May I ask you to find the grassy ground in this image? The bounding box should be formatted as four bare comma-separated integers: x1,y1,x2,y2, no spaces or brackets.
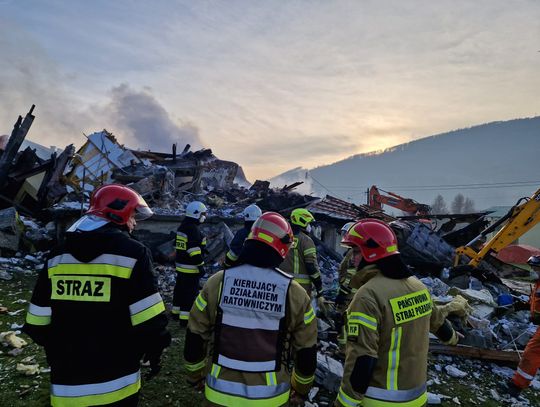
2,272,540,406
0,273,203,407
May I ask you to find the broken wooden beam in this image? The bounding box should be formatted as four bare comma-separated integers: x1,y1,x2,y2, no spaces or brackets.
429,343,522,365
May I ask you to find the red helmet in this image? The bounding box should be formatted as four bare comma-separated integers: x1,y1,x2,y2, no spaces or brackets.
247,212,293,259
341,218,399,262
87,184,153,225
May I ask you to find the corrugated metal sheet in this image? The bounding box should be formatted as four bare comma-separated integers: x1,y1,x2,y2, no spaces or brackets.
308,195,390,221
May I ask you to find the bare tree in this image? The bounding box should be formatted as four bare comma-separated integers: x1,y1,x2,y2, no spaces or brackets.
451,193,465,214
431,194,448,214
463,197,476,213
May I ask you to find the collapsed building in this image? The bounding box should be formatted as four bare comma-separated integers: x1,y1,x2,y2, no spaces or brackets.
1,105,540,401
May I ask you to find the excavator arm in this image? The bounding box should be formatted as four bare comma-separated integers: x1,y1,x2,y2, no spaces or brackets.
454,187,540,267
369,185,431,215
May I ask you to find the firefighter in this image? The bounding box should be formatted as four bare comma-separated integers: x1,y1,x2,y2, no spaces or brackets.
223,204,262,268
280,208,326,311
501,255,540,396
183,212,318,406
173,200,207,325
335,219,460,407
23,184,170,407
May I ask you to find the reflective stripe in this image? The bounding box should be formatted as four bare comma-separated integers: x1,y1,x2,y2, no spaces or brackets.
386,245,397,253
28,303,52,316
185,359,206,372
257,218,291,239
26,313,51,326
293,245,300,275
349,312,378,331
210,364,221,378
364,390,427,407
365,383,426,402
48,254,136,279
265,372,277,386
202,237,207,246
217,355,276,371
386,327,402,390
311,272,320,280
188,247,202,257
129,293,165,326
293,370,314,385
304,307,315,324
304,247,316,256
206,375,290,403
337,386,362,407
51,371,140,407
176,263,200,273
179,311,190,320
195,293,207,312
226,250,239,262
171,306,180,314
517,367,535,381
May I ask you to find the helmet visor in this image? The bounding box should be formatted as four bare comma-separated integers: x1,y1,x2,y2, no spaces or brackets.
135,205,154,221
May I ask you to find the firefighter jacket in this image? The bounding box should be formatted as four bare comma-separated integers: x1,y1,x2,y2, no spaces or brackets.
530,280,540,324
279,230,323,296
176,217,207,274
23,225,168,407
337,249,362,308
184,264,318,406
224,224,250,268
336,266,456,407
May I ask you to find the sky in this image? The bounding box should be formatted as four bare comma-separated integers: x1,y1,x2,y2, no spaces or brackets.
1,0,539,180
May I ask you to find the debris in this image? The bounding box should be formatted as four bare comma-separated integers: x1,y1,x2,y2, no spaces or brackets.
16,363,40,376
445,365,468,378
490,389,501,401
315,352,344,393
0,331,28,348
0,306,8,313
430,344,521,365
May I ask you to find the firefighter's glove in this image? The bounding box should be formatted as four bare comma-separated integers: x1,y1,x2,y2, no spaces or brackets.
317,295,329,318
143,330,171,378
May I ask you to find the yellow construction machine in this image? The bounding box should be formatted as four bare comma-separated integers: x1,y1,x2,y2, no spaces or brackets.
454,187,540,268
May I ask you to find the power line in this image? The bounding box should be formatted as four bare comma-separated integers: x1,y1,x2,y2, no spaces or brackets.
319,180,540,192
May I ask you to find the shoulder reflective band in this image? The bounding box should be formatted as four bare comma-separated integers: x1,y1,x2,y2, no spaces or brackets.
348,312,377,331
129,292,165,326
304,247,316,256
188,247,202,257
205,376,290,407
50,371,141,407
386,327,402,391
185,359,206,372
337,386,362,407
48,253,136,279
304,307,315,324
195,293,207,312
364,383,427,406
293,370,314,385
175,263,200,273
51,276,111,302
176,233,187,250
389,289,432,325
26,303,52,326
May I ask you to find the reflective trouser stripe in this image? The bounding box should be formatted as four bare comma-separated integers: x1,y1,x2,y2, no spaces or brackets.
205,376,290,407
26,303,52,326
171,306,180,314
176,264,199,273
363,391,427,407
292,370,314,385
516,367,535,380
195,293,207,312
365,384,427,402
129,293,165,326
50,371,141,407
336,387,362,407
386,327,402,390
179,311,190,320
185,360,206,372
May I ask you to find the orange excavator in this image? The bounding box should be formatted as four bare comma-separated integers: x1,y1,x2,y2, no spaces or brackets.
368,185,431,216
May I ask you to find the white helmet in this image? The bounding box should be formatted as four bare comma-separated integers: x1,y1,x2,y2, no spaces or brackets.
341,221,355,236
243,204,262,222
186,201,207,220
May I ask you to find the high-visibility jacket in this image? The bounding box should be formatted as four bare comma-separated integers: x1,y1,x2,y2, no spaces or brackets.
279,231,322,295
175,218,206,274
336,266,455,407
224,225,250,268
338,249,363,305
23,225,168,407
184,264,318,406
